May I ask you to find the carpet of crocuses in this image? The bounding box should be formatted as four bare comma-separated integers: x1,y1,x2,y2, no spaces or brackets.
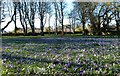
1,36,120,75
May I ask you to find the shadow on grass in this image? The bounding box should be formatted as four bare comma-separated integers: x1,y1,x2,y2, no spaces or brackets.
2,52,83,68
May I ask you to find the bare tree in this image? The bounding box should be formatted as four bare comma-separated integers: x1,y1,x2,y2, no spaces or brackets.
47,4,53,34
18,1,37,35
57,1,66,36
29,1,36,35
113,2,120,35
60,2,64,35
18,1,37,36
53,2,58,35
74,2,88,35
37,1,50,36
100,3,115,34
18,1,30,35
87,2,117,35
13,2,17,35
1,1,18,35
68,9,76,33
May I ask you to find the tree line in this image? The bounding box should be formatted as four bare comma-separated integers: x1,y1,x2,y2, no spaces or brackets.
0,0,120,36
69,2,120,35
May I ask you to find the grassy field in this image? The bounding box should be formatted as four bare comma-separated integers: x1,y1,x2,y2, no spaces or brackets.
1,35,120,75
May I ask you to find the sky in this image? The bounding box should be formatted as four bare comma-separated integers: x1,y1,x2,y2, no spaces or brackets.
1,0,117,32
1,0,74,32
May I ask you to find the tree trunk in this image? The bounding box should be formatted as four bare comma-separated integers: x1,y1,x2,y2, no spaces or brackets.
31,26,35,36
60,2,64,36
24,22,27,35
18,2,26,35
116,20,119,35
31,15,35,36
14,3,17,35
40,18,44,36
97,24,101,35
0,1,1,34
54,3,58,35
48,17,50,34
1,13,15,32
31,16,35,36
25,25,27,35
116,10,120,35
82,20,85,35
73,18,75,34
55,13,58,35
29,2,35,36
19,12,26,35
92,23,97,35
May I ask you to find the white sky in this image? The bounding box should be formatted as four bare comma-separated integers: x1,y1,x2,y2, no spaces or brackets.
1,0,74,32
1,0,116,32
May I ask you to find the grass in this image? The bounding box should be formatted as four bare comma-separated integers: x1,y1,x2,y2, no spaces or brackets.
2,34,119,39
1,35,120,75
0,60,2,76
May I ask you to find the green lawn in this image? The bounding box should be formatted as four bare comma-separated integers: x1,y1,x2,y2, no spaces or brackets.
1,35,120,75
